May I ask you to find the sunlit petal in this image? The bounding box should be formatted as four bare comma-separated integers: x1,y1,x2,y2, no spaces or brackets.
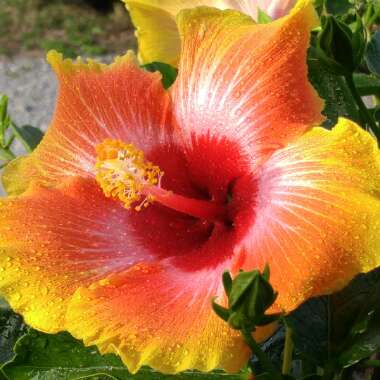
124,0,297,65
172,1,323,167
235,118,380,311
2,51,172,196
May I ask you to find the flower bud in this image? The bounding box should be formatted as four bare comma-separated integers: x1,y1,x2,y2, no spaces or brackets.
212,266,281,332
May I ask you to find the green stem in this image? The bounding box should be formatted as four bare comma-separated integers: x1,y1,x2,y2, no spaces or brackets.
362,359,380,368
364,4,372,23
345,74,380,140
241,328,282,380
282,326,294,375
0,147,16,161
367,6,380,29
4,134,15,149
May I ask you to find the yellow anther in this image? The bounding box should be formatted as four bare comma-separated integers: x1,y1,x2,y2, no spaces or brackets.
95,139,163,210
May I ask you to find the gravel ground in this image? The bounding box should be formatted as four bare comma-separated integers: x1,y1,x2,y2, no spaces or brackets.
0,55,117,194
0,57,58,194
0,57,57,133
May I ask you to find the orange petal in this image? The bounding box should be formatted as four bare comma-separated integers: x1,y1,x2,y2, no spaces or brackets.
124,0,297,66
171,2,323,168
234,118,380,311
124,1,243,66
66,262,276,373
3,51,172,196
0,178,156,332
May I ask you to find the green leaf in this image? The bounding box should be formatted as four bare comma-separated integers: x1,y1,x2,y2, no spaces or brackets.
0,148,16,162
1,328,246,380
141,62,178,89
212,298,230,322
0,301,27,367
331,268,380,368
222,271,232,297
308,48,360,127
317,16,355,74
10,124,44,153
229,271,258,309
0,95,8,125
312,0,324,16
285,297,328,367
352,16,367,69
331,268,380,349
286,268,380,373
353,73,380,96
365,30,380,76
257,9,272,24
325,0,352,15
262,265,270,282
0,95,10,146
374,0,380,13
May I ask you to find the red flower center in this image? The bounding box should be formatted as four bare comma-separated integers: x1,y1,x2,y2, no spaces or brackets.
95,136,257,270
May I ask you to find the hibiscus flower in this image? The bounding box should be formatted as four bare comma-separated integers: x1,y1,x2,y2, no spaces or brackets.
1,0,379,375
124,0,296,65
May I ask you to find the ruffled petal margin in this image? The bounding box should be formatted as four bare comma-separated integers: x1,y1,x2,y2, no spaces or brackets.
2,50,172,196
0,178,155,332
235,118,380,311
0,177,276,373
171,0,324,168
66,262,276,374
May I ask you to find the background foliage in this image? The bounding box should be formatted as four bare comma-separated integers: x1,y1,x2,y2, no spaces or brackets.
0,0,135,57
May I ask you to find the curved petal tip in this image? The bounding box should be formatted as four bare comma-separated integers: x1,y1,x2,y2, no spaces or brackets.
46,49,138,75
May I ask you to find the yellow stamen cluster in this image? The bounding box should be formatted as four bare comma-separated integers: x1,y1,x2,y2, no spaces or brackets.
95,139,162,210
